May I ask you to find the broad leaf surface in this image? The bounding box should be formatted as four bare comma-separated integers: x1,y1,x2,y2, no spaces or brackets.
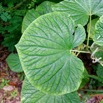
93,16,103,46
21,78,80,103
16,12,85,95
6,53,23,73
52,0,103,25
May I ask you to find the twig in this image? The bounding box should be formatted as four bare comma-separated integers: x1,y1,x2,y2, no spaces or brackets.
7,0,27,11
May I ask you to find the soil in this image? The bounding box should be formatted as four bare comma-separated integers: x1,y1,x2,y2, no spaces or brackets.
0,45,22,103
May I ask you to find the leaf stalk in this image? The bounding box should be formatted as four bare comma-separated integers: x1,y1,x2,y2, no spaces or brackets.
71,50,90,54
87,15,92,48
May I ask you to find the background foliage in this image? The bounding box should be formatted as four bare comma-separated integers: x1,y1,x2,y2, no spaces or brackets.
0,0,61,51
1,0,103,103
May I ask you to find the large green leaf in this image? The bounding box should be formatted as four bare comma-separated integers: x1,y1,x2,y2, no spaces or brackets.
52,0,103,25
93,16,103,46
16,12,85,95
22,78,80,103
6,53,23,73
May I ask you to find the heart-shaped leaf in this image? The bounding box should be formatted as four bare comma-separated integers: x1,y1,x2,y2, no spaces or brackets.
16,12,85,95
93,16,103,46
52,0,103,25
21,78,80,103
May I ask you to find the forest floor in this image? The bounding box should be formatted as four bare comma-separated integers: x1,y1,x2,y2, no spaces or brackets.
0,45,22,103
0,45,103,103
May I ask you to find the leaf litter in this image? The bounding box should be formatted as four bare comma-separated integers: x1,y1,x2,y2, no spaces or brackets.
0,45,22,103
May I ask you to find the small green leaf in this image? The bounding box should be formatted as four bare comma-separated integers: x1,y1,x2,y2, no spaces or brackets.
73,24,86,48
80,68,89,88
6,53,23,73
87,18,98,38
21,78,80,103
93,16,103,46
95,50,103,62
52,0,103,25
36,1,55,15
16,12,85,95
96,64,103,79
22,9,40,33
0,12,11,22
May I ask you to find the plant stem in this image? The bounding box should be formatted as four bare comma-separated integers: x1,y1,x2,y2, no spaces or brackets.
90,42,95,49
81,89,103,93
71,50,90,54
88,74,103,82
87,15,92,48
7,0,27,11
13,0,27,9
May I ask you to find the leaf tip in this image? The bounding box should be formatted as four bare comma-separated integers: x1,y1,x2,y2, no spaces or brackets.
15,44,19,49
